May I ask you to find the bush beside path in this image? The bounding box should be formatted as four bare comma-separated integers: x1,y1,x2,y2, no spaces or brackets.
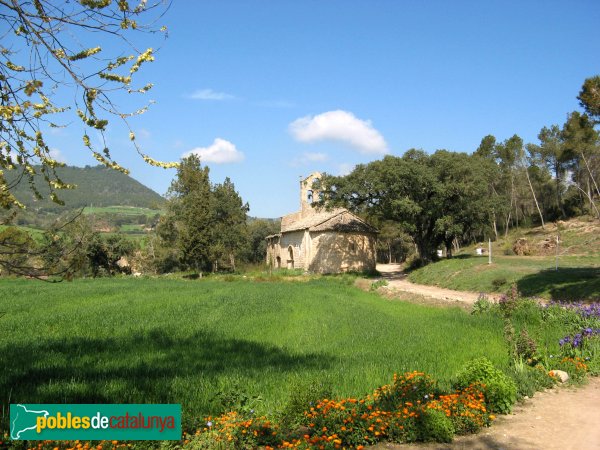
376,376,600,450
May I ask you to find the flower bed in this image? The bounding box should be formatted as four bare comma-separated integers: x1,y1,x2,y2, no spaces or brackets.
185,372,492,449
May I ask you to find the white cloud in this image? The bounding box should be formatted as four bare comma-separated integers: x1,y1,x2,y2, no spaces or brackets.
48,148,67,164
289,110,388,154
183,138,244,164
337,163,354,176
190,88,236,101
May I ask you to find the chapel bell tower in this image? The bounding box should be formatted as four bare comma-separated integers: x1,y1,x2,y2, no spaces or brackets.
300,172,322,217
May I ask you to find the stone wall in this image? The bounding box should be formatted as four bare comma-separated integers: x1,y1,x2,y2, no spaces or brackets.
279,230,305,269
266,231,309,269
265,237,280,268
307,231,376,273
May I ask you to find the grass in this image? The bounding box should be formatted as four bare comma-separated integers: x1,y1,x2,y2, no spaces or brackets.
119,224,146,233
83,206,163,217
408,255,600,301
0,277,513,431
462,217,600,257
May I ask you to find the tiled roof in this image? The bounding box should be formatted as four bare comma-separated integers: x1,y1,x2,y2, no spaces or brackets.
281,208,377,234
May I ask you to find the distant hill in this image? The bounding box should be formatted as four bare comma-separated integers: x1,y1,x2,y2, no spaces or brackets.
5,165,165,212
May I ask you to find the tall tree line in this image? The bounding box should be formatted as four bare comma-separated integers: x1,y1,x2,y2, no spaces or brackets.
318,76,600,263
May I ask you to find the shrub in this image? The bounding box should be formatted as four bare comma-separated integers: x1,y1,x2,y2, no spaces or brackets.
372,371,440,411
453,357,517,414
491,277,507,290
515,328,538,362
188,411,279,450
278,380,332,433
472,293,493,315
555,356,588,382
418,408,455,443
511,298,543,326
222,274,237,282
370,279,388,291
530,364,558,390
508,363,556,400
405,254,425,271
507,364,535,399
210,384,263,416
502,243,515,256
424,383,490,435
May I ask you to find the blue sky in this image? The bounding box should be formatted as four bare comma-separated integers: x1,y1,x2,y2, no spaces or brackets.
44,0,600,218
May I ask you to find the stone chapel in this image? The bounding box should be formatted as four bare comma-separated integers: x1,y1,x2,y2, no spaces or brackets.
265,172,377,273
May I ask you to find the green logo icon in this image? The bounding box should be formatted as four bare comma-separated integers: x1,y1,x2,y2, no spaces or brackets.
10,404,181,440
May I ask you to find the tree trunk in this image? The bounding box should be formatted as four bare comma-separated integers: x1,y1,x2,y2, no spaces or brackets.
416,238,435,263
572,182,600,219
505,209,512,239
492,213,498,240
524,165,545,228
554,160,565,218
581,151,600,198
511,171,519,229
453,237,460,253
588,178,593,212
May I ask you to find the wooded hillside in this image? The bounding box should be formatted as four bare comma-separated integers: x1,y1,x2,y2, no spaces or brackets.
5,165,165,212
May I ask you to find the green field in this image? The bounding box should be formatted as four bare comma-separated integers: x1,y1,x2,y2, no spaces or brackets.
83,206,163,217
119,224,146,232
408,255,600,300
0,277,520,430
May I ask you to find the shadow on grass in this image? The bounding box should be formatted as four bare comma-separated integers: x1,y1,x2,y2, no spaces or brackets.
0,329,332,418
517,267,600,302
448,254,477,260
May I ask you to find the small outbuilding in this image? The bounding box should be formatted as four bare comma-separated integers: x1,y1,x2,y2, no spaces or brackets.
266,172,377,274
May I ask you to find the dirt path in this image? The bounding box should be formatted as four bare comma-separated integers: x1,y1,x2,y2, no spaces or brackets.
376,264,495,306
371,377,600,450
